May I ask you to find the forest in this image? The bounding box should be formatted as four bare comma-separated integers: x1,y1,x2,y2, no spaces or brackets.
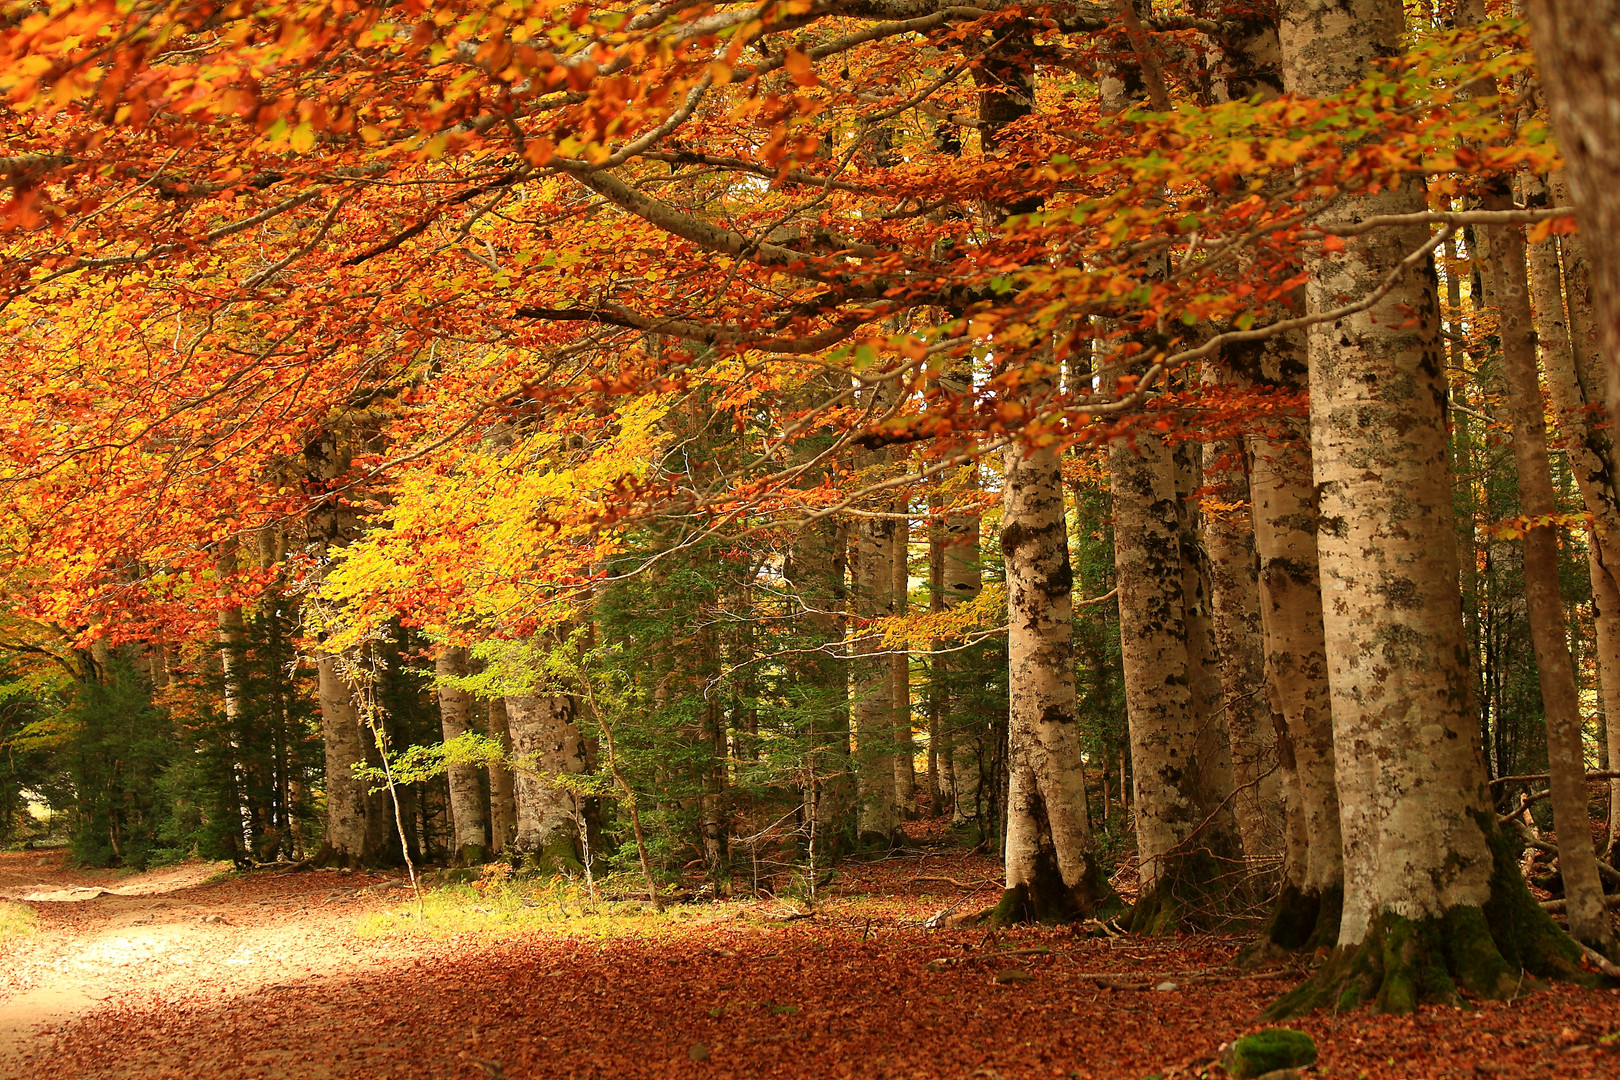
2,0,1620,1076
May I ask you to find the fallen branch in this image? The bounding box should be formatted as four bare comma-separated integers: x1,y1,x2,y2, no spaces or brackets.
1538,894,1620,913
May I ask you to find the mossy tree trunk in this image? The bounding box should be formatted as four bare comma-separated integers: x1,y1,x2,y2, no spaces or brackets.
1272,0,1594,1013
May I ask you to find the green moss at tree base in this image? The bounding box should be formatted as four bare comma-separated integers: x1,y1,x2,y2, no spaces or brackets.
1266,818,1599,1018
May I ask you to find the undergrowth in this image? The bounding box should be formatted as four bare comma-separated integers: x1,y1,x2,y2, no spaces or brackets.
0,899,38,942
355,871,732,941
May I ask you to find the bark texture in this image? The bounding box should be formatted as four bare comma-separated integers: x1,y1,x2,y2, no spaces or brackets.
506,693,588,869
1201,400,1282,863
852,513,901,845
994,413,1112,923
486,697,518,852
944,502,984,824
1524,0,1620,427
1241,340,1344,950
316,654,370,865
1110,429,1233,931
1490,210,1617,954
1273,0,1587,1013
435,646,488,864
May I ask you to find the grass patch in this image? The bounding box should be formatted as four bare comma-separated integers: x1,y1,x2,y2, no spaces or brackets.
355,876,710,942
0,900,38,943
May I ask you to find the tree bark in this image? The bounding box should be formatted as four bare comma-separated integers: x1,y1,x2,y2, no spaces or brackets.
1240,339,1345,951
435,645,489,864
506,692,587,870
1524,0,1620,426
316,654,370,865
1489,206,1618,954
853,512,901,845
1200,375,1282,864
992,394,1113,922
1110,428,1232,931
486,696,518,852
944,491,984,825
891,511,917,818
1271,0,1589,1013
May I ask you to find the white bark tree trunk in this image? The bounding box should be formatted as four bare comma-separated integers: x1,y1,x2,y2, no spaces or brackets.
1201,395,1282,864
317,654,370,865
995,407,1112,922
435,645,488,864
1271,0,1589,1013
506,693,588,869
891,517,916,818
852,515,900,844
944,504,984,824
1243,344,1345,949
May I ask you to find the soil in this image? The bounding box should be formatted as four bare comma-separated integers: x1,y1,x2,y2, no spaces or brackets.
2,846,1618,1080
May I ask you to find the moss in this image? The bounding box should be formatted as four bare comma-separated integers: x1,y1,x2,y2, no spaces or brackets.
1222,1029,1317,1078
1267,814,1600,1018
1263,882,1320,951
982,848,1118,926
1125,844,1246,935
455,843,488,867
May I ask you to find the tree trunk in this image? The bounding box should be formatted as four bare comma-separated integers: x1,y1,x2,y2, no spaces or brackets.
316,654,370,865
1530,179,1620,857
1489,206,1618,954
1271,0,1588,1013
1200,379,1282,864
1110,428,1231,931
1524,0,1620,424
486,696,518,852
944,499,984,825
1242,341,1344,951
891,511,916,819
435,645,488,865
506,693,587,870
992,403,1113,923
852,513,900,846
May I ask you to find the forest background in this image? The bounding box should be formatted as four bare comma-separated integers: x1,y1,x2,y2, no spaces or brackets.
3,0,1620,1023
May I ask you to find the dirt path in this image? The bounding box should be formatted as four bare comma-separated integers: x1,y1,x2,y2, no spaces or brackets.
0,851,419,1077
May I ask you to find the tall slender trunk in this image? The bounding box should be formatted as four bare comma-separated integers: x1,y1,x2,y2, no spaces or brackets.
891,511,916,818
1241,339,1344,950
852,513,900,845
927,501,950,817
1111,428,1232,931
1489,205,1618,954
1200,375,1281,864
486,696,518,852
1532,179,1620,855
435,645,488,864
945,487,984,825
1271,0,1587,1014
506,692,587,870
697,623,729,874
993,388,1113,923
317,654,370,864
1524,0,1620,423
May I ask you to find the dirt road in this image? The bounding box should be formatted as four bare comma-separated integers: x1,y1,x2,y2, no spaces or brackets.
0,851,418,1078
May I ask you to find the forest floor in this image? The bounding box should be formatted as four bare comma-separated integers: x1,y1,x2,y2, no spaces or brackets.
2,837,1619,1080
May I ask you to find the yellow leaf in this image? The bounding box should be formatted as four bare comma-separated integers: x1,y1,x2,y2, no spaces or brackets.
290,122,316,154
